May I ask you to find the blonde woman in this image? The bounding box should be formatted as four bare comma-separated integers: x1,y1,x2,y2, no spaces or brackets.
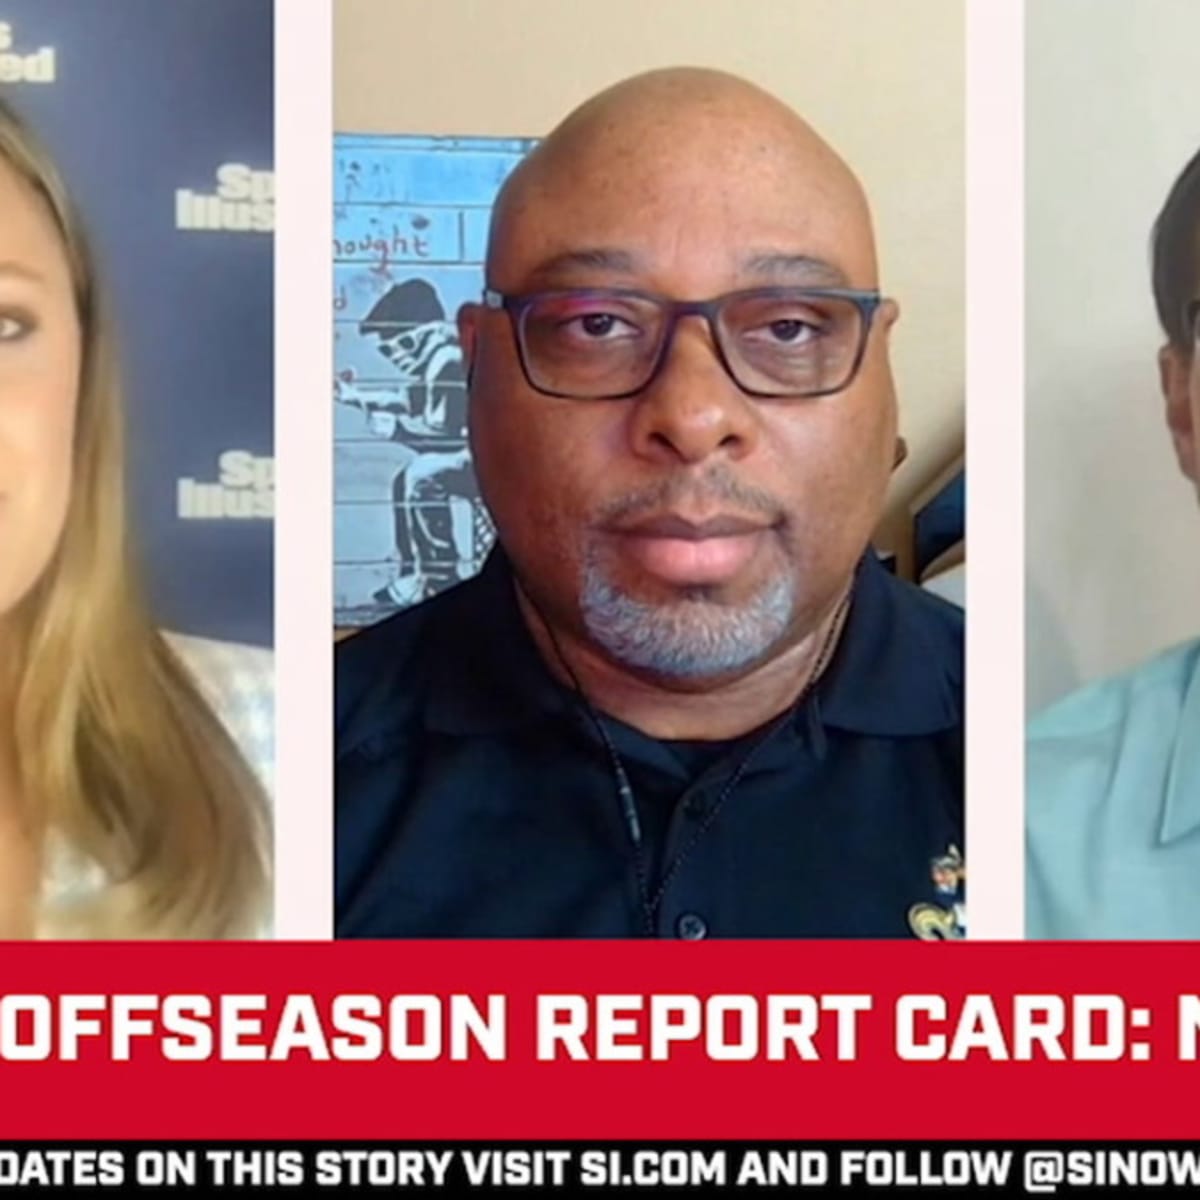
0,97,272,938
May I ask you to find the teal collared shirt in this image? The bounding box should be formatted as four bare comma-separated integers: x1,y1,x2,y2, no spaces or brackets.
1027,640,1200,938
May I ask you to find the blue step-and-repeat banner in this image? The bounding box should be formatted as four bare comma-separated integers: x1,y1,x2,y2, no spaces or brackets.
1,0,273,646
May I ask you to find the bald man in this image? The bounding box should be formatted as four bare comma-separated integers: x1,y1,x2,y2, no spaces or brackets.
335,69,964,939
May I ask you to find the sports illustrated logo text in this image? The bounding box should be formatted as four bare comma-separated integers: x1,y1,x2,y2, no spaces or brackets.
0,21,56,83
175,164,274,233
178,451,274,521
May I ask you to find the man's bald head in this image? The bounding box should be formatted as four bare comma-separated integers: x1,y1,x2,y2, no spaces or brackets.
487,67,879,290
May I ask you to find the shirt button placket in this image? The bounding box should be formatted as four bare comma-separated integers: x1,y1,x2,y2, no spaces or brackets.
679,781,712,822
675,912,708,940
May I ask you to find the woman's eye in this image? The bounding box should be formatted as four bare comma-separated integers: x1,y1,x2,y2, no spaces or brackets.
0,314,31,342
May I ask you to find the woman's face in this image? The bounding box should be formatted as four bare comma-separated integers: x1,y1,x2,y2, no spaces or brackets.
0,153,81,625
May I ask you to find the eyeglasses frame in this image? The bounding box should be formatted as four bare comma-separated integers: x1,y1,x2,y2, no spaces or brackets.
481,284,884,400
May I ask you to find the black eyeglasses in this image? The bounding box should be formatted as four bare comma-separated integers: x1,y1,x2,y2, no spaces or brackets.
482,285,883,400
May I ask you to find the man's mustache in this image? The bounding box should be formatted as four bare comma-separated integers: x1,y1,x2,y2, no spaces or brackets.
591,467,786,527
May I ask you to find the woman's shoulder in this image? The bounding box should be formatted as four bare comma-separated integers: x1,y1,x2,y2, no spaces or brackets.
164,632,275,797
39,633,276,940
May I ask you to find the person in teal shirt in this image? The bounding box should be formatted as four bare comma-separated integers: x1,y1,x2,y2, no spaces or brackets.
1027,144,1200,938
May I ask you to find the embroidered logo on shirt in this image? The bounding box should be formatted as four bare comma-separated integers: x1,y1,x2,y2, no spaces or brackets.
908,844,966,940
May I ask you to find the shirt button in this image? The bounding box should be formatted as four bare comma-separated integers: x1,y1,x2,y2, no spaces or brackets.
676,913,708,940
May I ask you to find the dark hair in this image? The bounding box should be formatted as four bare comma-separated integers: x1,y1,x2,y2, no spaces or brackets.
1152,144,1200,348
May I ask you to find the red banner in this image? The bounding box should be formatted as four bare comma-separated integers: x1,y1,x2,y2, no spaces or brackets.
0,941,1195,1139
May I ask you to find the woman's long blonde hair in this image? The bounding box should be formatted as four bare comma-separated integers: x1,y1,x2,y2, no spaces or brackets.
1,97,270,937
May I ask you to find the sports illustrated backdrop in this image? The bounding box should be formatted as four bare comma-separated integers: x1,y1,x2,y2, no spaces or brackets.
2,0,274,646
333,134,535,628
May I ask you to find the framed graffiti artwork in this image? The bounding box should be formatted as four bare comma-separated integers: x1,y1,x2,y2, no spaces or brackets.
333,134,535,627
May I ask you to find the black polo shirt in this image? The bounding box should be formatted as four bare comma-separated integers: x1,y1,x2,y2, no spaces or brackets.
335,548,963,938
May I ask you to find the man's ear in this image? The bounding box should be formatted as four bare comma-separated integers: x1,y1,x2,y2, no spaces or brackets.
1159,343,1197,483
457,302,481,383
878,297,901,336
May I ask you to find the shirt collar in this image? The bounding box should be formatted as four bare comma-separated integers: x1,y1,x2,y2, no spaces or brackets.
1157,645,1200,844
426,545,961,738
425,548,572,735
815,550,961,736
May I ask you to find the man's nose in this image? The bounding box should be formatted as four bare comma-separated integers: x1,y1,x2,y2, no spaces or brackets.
626,315,760,466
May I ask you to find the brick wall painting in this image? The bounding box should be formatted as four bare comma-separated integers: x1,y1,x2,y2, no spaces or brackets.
333,134,535,627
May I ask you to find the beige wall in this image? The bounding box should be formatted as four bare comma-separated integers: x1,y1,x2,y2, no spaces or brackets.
335,0,964,538
1026,0,1200,710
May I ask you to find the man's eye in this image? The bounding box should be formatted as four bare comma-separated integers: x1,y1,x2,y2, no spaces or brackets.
566,312,638,339
750,314,829,346
767,318,815,343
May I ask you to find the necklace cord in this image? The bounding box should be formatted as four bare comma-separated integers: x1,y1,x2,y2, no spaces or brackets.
531,585,852,937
